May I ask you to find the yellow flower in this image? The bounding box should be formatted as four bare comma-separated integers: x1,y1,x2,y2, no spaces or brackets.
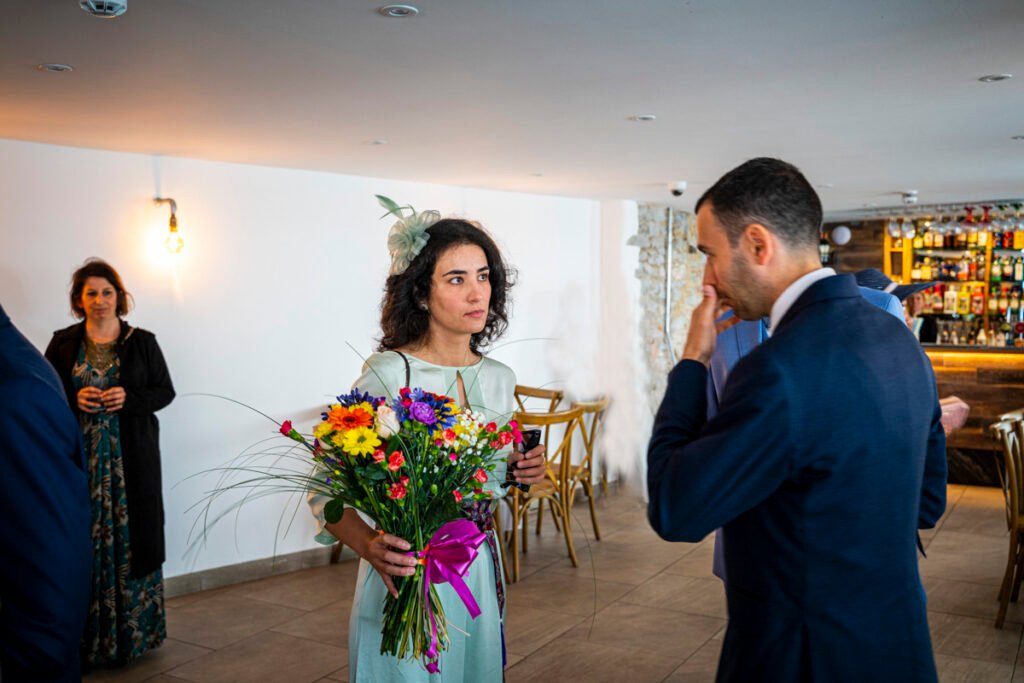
313,421,334,439
341,426,382,457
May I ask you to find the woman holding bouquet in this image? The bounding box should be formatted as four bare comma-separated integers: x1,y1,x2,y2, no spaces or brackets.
45,258,175,667
309,200,547,681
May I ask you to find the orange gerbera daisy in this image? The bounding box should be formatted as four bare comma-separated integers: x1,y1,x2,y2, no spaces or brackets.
326,405,374,431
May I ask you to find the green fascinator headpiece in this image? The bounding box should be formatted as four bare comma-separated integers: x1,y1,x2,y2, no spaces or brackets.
376,195,441,275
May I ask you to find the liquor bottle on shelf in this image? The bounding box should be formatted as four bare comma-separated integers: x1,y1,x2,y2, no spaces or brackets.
956,285,971,316
999,286,1010,317
989,286,1000,315
977,253,986,282
978,228,989,248
913,231,924,249
944,285,958,314
1015,256,1023,282
968,255,978,281
1015,305,1024,347
970,286,985,316
1015,220,1024,249
1005,228,1015,250
911,260,922,281
993,256,1003,283
921,257,933,281
1004,256,1014,281
1011,287,1022,314
977,326,987,346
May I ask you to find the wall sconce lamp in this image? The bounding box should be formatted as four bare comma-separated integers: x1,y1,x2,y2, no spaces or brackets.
154,197,184,254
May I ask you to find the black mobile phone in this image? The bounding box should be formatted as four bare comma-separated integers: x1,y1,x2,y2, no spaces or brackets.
503,428,541,492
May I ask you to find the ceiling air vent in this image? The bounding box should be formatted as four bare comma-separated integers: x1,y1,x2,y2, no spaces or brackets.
79,0,127,18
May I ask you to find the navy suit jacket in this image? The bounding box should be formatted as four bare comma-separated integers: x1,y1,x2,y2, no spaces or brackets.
0,305,91,683
648,275,946,683
707,286,906,579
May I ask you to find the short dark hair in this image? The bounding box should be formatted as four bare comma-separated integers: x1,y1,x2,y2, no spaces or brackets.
694,157,822,251
69,258,133,319
378,218,514,354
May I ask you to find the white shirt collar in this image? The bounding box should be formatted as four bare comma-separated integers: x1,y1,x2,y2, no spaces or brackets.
767,267,835,336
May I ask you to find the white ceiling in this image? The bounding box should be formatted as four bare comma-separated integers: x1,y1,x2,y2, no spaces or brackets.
2,0,1022,215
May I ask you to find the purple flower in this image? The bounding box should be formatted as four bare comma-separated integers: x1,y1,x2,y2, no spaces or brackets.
409,401,437,425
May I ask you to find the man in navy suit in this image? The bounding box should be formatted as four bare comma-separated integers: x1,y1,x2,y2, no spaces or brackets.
647,158,946,682
0,303,91,683
707,287,905,581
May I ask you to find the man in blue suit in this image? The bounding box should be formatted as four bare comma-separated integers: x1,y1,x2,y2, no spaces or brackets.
647,158,946,682
0,303,91,683
708,288,905,580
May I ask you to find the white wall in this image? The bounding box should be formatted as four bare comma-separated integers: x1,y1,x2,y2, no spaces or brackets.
0,139,603,577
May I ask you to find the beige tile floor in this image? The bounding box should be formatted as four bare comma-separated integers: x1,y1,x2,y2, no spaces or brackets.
84,484,1021,683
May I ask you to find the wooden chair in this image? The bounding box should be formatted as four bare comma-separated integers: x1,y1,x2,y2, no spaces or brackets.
514,385,564,414
514,385,564,532
991,417,1024,628
504,407,583,582
570,396,610,539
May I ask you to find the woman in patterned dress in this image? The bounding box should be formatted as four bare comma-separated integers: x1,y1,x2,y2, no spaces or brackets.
45,258,175,668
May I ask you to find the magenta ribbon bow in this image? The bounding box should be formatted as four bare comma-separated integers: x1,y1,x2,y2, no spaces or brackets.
410,518,487,674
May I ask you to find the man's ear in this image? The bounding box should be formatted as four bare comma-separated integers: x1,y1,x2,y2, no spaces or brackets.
742,223,774,265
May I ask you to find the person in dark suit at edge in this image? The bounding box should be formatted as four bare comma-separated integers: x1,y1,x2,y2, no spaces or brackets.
647,158,947,682
0,303,91,683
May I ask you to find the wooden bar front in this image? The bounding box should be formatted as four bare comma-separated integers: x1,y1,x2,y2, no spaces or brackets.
925,346,1024,450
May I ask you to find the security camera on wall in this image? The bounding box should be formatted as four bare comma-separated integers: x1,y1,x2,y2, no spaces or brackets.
668,181,688,197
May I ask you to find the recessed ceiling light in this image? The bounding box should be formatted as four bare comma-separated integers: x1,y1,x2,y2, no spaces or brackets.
79,0,127,18
978,74,1012,83
530,173,544,177
628,114,657,122
371,139,388,145
378,4,419,17
35,63,74,73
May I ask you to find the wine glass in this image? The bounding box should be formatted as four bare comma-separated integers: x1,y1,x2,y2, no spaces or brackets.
886,217,901,238
902,217,916,239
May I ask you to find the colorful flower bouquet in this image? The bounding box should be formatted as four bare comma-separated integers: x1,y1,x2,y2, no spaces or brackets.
278,387,521,673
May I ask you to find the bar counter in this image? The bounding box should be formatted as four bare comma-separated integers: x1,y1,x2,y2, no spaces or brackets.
924,345,1024,450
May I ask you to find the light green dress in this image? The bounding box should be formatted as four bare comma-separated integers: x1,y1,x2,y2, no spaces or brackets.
310,350,516,682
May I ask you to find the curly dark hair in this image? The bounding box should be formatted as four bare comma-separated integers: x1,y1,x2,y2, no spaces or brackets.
378,218,514,354
69,257,133,320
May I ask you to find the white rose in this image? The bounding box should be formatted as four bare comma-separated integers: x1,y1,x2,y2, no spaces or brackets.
375,406,400,438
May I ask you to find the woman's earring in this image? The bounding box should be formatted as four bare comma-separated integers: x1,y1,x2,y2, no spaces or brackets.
419,302,428,311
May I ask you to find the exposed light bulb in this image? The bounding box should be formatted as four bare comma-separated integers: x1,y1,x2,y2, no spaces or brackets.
165,229,184,254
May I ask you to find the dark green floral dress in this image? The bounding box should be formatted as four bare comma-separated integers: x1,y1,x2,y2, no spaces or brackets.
74,340,166,666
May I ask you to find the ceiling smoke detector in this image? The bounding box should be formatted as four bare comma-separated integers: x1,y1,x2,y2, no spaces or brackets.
901,191,919,205
79,0,127,18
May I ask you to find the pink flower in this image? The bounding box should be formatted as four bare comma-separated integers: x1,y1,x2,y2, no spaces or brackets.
400,475,410,484
490,440,500,449
453,490,463,503
434,438,444,447
387,451,405,472
473,468,488,484
510,421,523,445
449,452,458,463
388,481,407,500
443,428,457,444
485,422,498,433
279,420,293,436
498,431,512,446
372,449,386,464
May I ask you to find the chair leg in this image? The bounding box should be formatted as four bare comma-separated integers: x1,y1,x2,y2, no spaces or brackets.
546,499,562,533
558,497,578,567
583,479,601,541
996,534,1018,628
509,495,521,583
1011,539,1024,602
536,498,545,534
600,465,609,496
330,542,343,564
522,503,529,554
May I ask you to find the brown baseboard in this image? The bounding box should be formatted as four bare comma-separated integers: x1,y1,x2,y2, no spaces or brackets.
164,543,351,598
